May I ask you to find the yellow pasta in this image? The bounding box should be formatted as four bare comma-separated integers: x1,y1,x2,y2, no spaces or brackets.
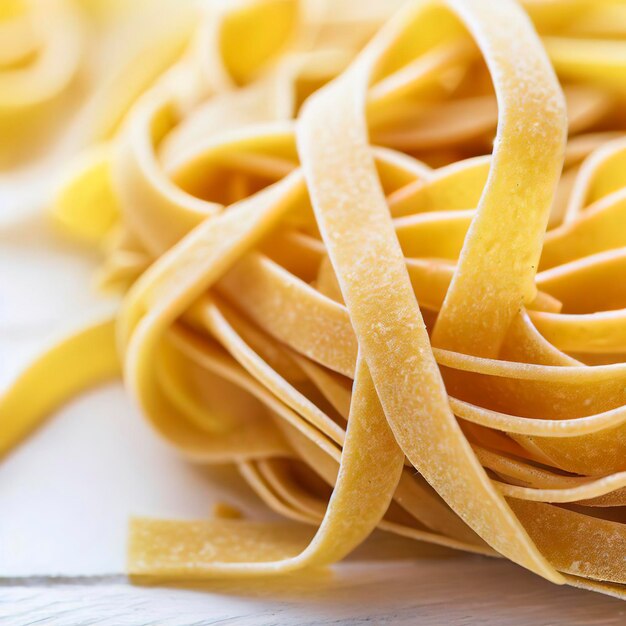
4,0,626,598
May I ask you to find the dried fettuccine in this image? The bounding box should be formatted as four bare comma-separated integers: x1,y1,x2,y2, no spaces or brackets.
3,0,626,598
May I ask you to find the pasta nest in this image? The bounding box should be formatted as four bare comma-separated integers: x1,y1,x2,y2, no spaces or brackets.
3,0,626,597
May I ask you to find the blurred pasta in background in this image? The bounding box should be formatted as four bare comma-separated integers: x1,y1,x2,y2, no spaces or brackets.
3,0,626,599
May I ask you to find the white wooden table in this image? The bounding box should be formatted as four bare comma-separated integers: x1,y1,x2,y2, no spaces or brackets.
1,178,625,626
2,558,626,625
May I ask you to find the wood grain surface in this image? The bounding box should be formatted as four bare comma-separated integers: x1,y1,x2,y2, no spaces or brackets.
1,558,626,626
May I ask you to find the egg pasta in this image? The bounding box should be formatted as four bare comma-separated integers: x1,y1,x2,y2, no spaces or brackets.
3,0,626,598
